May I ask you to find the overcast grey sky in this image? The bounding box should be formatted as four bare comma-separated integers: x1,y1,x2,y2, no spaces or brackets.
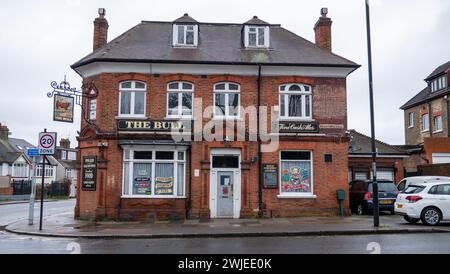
0,0,449,147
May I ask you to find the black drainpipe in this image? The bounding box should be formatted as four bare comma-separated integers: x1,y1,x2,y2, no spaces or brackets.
257,65,263,218
447,95,450,137
428,100,433,137
186,146,192,219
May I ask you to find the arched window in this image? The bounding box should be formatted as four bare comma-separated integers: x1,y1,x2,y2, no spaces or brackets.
279,83,312,119
214,82,240,118
167,81,194,118
119,81,147,117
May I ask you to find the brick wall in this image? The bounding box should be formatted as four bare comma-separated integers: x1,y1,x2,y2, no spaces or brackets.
76,72,349,220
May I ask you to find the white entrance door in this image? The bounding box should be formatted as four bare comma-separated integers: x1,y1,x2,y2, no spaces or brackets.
432,153,450,164
210,149,241,218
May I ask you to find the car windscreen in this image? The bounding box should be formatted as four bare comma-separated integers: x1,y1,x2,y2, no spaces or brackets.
368,182,397,192
403,185,425,194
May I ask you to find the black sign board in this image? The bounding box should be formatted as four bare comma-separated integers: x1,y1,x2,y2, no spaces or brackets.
82,156,97,191
117,120,191,132
263,164,278,189
277,121,319,133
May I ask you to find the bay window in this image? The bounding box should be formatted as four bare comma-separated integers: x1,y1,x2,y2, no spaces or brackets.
35,165,54,177
167,81,194,118
214,82,240,118
119,81,146,117
279,84,312,120
122,147,186,198
279,151,314,197
12,163,28,177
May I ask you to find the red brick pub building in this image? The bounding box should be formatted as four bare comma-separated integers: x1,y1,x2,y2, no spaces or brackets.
71,9,359,221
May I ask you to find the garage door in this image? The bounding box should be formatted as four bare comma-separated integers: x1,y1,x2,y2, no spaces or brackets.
432,153,450,164
377,169,394,181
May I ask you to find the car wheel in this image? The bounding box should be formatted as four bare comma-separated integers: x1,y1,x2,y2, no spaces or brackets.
403,216,420,224
357,204,365,215
421,207,442,226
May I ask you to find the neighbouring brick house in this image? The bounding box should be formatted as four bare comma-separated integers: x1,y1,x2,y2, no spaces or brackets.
348,130,408,184
71,8,359,221
400,60,450,175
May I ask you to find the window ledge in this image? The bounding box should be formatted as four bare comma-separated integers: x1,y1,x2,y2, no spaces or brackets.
421,129,430,133
165,116,194,121
121,195,186,199
433,130,443,133
408,126,414,129
115,116,147,120
278,118,315,122
277,194,317,199
212,117,243,121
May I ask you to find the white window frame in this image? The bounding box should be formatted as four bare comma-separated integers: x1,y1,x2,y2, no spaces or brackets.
279,83,313,120
172,24,198,47
118,81,147,118
278,150,315,198
244,25,269,48
434,115,443,133
12,163,28,177
421,113,430,132
121,146,187,199
213,82,241,119
408,112,414,128
89,98,97,120
166,81,194,119
61,150,67,160
35,165,54,178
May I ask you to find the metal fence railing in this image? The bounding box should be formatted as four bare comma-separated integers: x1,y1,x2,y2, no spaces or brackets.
12,180,32,195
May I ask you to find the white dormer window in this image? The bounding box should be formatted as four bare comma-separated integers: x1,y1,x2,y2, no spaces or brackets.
244,26,269,48
173,24,198,47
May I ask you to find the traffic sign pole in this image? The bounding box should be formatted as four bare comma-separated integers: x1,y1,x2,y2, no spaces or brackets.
28,155,37,225
39,154,46,231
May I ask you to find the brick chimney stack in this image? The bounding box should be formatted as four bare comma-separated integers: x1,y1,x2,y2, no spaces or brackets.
59,138,71,149
0,123,9,141
93,8,108,51
314,7,332,51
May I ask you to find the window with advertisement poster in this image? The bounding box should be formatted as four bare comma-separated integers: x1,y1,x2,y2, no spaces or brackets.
279,151,314,197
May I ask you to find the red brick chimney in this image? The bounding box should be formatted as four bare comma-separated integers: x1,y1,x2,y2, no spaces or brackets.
0,123,9,140
314,8,332,51
59,138,71,149
93,8,108,51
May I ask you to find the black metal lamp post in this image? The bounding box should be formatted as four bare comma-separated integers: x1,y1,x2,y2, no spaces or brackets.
365,0,379,227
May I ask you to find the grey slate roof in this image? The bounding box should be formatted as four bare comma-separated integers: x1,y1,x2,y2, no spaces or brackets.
0,139,22,164
8,138,35,153
400,60,450,110
425,60,450,80
348,130,409,156
72,19,359,69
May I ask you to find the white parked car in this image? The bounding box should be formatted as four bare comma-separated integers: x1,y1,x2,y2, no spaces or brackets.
395,180,450,225
396,176,450,192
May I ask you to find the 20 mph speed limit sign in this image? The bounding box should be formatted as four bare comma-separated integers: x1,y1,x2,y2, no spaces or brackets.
38,132,57,155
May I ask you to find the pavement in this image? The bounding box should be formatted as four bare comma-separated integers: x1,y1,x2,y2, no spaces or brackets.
5,211,450,239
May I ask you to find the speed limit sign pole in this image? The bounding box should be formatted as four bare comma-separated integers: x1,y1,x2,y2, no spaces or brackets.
37,129,57,231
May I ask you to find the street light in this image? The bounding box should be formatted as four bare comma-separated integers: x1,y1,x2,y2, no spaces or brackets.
364,0,379,227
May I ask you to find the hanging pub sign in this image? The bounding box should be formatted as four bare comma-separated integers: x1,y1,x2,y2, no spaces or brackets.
263,163,278,189
53,94,74,123
117,120,191,132
82,156,97,191
277,121,319,133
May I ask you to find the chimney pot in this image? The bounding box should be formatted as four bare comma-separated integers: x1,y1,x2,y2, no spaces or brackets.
93,8,109,51
314,8,332,51
0,123,10,141
184,13,189,16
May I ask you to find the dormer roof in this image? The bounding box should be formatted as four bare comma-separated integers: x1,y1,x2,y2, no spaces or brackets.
173,13,198,24
243,16,270,26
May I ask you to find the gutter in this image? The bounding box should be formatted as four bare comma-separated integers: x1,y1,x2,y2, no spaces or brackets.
71,58,361,71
